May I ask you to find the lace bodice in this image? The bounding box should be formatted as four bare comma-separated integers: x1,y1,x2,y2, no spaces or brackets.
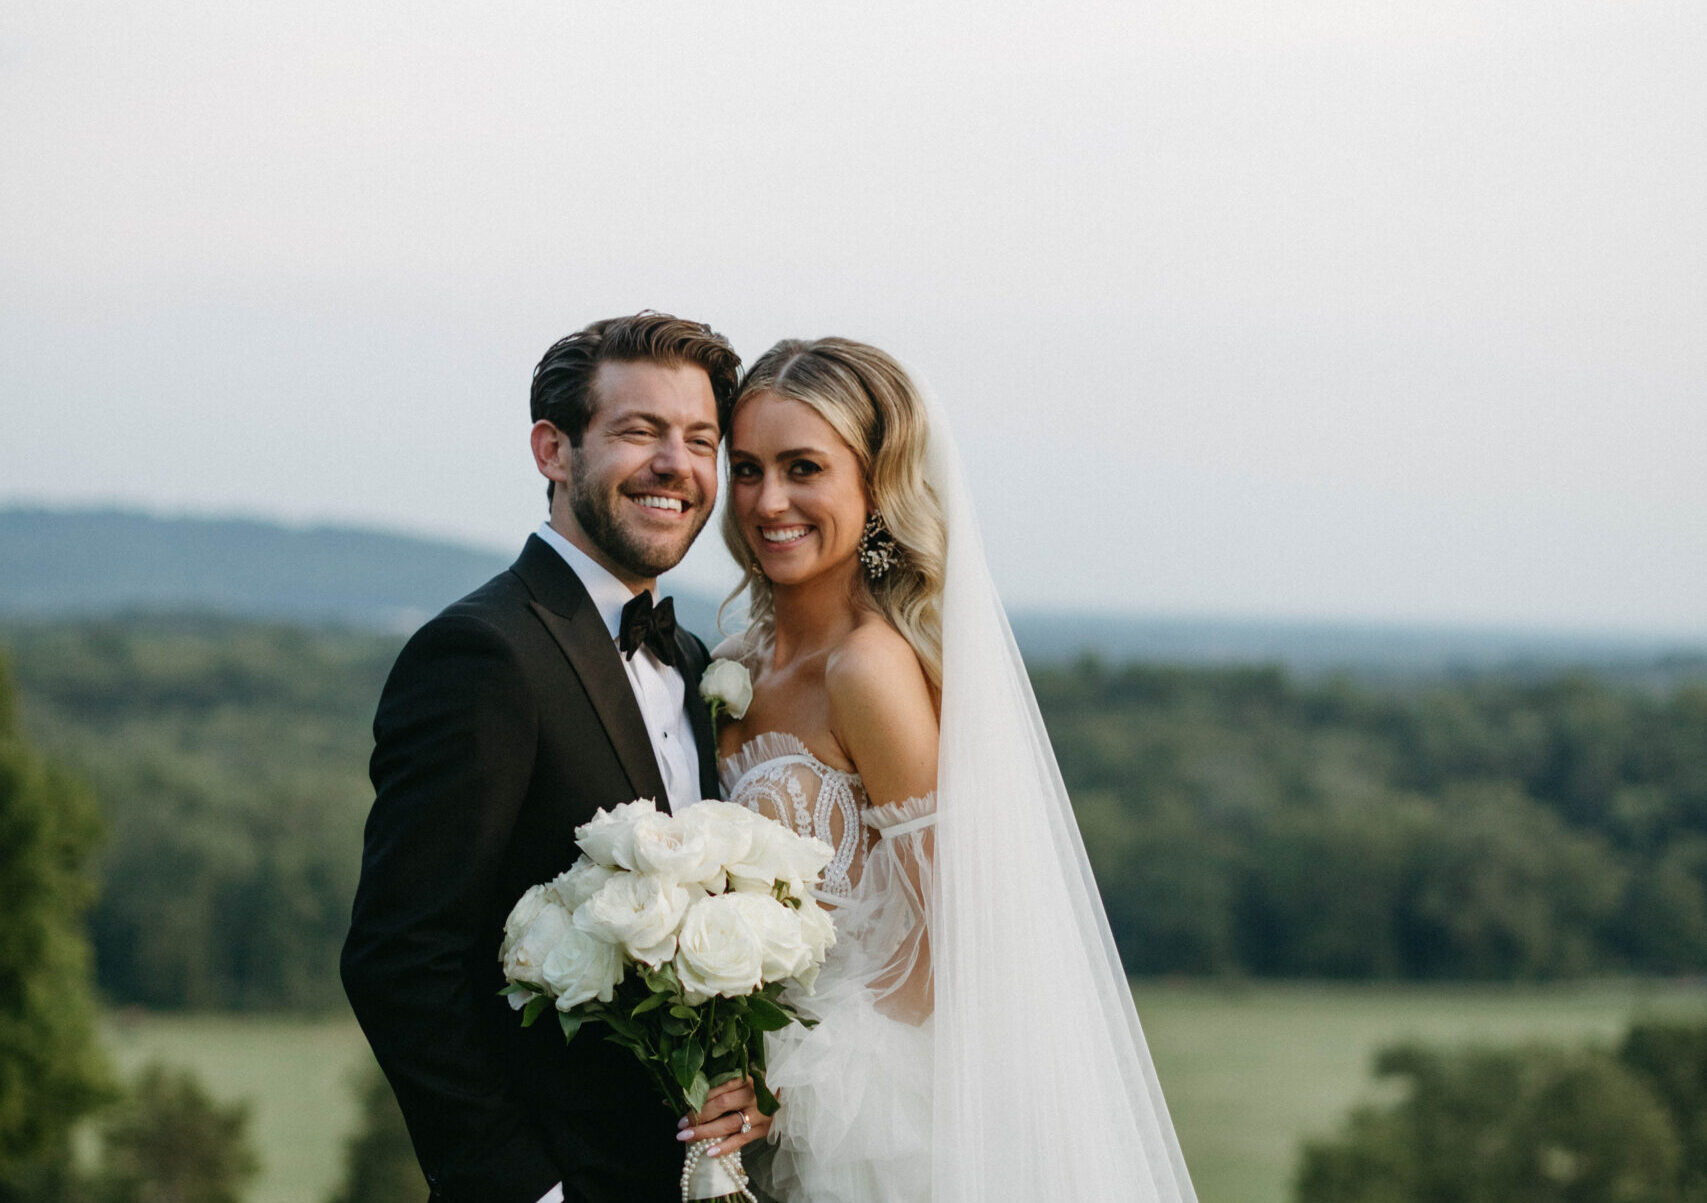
719,731,935,904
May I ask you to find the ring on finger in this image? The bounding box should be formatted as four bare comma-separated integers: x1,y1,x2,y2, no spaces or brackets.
739,1110,752,1134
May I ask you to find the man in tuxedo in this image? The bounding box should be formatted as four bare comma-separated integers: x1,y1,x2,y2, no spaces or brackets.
341,313,752,1202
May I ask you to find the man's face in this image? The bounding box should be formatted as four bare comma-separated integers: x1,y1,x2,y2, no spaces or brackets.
557,360,720,587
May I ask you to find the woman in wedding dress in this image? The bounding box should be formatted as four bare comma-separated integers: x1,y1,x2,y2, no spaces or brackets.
698,338,1196,1202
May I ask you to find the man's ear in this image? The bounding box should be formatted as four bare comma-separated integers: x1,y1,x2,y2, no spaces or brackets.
530,420,572,485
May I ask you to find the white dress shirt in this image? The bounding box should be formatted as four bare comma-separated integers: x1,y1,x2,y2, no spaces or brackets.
535,523,703,816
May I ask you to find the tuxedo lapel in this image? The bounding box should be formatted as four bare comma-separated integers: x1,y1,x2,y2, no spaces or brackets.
511,537,669,806
674,628,720,800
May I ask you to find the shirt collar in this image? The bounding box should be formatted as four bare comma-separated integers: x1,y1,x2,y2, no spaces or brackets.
535,522,647,642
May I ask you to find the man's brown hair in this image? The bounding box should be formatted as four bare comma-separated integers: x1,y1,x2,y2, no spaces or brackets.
531,310,741,446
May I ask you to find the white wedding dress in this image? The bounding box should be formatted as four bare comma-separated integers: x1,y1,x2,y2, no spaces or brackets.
721,731,938,1203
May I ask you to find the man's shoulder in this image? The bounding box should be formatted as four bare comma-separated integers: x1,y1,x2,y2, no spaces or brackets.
399,568,525,647
439,563,532,622
417,534,581,637
389,543,567,672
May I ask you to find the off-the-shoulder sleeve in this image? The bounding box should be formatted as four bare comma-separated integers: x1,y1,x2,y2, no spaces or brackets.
859,791,936,1023
864,791,937,840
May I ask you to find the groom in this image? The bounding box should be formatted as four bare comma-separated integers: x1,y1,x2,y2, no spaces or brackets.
342,313,740,1202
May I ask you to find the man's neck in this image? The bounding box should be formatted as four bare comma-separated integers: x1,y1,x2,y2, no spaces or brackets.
546,514,655,596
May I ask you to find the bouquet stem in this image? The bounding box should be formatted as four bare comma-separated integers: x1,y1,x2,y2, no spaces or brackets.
680,1136,757,1202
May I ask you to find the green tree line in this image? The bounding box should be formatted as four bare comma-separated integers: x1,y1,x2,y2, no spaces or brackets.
1045,659,1707,980
3,617,1705,1010
3,617,388,1010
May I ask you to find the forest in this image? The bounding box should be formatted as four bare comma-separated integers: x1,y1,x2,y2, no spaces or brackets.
4,614,1705,1012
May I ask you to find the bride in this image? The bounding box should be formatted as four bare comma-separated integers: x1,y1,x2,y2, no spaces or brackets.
686,338,1196,1202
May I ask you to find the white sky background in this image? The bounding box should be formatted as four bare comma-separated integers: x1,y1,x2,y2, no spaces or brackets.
3,1,1704,634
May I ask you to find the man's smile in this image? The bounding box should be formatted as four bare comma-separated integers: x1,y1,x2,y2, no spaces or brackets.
630,493,689,514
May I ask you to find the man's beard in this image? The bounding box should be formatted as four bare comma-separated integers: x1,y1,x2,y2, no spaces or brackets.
566,472,707,580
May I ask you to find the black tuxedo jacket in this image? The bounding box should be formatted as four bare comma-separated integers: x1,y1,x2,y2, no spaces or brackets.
341,535,718,1203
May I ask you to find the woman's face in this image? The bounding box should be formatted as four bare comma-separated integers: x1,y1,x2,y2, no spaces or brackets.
728,391,869,591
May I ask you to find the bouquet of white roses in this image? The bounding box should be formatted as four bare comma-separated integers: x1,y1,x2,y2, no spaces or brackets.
499,797,835,1202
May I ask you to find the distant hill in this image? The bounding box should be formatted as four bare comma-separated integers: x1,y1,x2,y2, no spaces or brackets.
0,506,521,632
1004,611,1707,679
3,506,1702,675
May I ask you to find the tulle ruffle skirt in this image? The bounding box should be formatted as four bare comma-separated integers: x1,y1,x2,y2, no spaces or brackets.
756,978,934,1203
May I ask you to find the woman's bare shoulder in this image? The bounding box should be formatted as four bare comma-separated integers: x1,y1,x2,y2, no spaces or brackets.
825,618,925,693
824,618,937,800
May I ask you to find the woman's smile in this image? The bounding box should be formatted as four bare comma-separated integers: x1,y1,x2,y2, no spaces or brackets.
758,524,812,546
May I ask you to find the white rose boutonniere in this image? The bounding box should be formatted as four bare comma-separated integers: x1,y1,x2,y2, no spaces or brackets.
699,658,753,723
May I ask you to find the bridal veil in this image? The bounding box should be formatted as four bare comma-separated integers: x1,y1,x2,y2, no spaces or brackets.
925,392,1197,1201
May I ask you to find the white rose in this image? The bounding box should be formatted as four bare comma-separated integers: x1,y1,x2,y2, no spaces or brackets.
629,811,713,888
671,801,758,891
700,659,754,720
574,799,658,869
540,925,625,1009
790,899,837,993
673,893,766,1003
724,892,813,982
727,820,835,895
547,856,616,910
501,899,574,986
573,872,690,966
499,883,552,964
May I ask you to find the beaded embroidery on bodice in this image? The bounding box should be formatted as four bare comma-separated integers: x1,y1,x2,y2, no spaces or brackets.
720,732,872,903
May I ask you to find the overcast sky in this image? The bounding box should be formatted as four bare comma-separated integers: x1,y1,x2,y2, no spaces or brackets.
4,1,1703,634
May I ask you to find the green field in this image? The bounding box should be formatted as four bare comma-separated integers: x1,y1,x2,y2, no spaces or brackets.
101,981,1707,1203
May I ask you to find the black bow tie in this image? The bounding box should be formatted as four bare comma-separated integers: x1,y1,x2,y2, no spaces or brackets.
618,591,678,667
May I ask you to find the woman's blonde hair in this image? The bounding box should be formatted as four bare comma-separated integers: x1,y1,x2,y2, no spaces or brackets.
721,338,946,688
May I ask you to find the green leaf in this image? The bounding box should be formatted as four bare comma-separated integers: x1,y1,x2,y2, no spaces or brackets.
712,1012,745,1058
558,1011,583,1043
631,991,668,1016
498,981,540,997
684,1071,711,1113
604,1010,642,1042
752,1070,780,1117
520,994,552,1029
638,961,680,995
746,994,793,1032
671,1042,706,1091
669,1004,698,1020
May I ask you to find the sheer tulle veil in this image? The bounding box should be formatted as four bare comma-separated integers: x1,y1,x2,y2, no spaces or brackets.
922,387,1197,1200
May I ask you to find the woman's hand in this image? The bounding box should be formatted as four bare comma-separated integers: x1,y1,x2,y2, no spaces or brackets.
677,1076,774,1157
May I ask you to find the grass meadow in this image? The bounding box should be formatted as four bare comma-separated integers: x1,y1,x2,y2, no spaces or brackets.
102,981,1707,1203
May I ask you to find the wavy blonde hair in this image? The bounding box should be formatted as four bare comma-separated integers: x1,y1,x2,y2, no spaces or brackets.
720,338,946,688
